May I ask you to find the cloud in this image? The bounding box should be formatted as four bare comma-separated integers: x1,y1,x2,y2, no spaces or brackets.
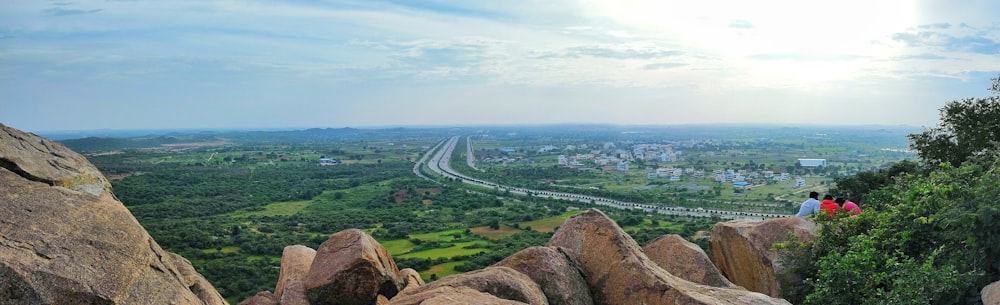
43,7,102,16
892,30,1000,54
729,19,754,29
917,23,951,30
893,53,949,60
644,62,687,70
544,45,684,59
747,53,865,61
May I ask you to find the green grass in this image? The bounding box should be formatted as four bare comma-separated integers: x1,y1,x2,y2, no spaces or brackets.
231,200,311,217
519,210,583,232
247,255,281,263
397,241,492,259
410,229,465,242
470,225,521,240
201,246,241,254
420,261,465,282
381,239,416,255
622,219,685,233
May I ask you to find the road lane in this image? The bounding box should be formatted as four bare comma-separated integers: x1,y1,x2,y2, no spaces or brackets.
416,136,792,221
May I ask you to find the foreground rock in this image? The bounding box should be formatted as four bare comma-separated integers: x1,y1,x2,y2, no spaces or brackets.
305,229,404,305
387,286,528,305
0,123,226,305
709,217,818,297
398,266,547,305
495,246,593,305
548,209,789,305
984,281,1000,305
643,234,737,288
238,292,279,305
399,268,425,293
275,245,317,305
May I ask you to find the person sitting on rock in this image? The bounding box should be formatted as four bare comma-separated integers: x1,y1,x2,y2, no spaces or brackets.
795,191,821,217
839,198,861,216
820,194,840,217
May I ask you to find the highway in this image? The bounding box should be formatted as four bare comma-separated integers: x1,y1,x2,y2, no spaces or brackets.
417,136,792,221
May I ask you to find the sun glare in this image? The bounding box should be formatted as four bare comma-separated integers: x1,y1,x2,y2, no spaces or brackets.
596,0,916,86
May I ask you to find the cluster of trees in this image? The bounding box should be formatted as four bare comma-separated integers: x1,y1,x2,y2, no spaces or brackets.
781,75,1000,304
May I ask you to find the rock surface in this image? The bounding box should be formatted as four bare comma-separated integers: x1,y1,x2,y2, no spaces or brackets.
495,246,593,305
709,217,818,297
399,266,547,305
548,209,790,305
984,281,1000,305
275,245,317,305
399,268,425,293
238,291,279,305
643,234,737,288
0,123,110,195
305,229,404,305
0,124,227,305
387,286,528,305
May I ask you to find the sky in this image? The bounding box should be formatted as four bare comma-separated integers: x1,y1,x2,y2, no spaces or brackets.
2,0,999,133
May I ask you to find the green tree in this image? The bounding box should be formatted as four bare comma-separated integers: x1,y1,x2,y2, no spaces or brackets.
908,75,1000,166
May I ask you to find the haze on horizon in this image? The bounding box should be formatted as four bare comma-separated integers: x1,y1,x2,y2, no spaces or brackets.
2,0,999,133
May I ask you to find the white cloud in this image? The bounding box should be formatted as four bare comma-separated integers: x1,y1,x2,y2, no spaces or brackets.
1,0,999,131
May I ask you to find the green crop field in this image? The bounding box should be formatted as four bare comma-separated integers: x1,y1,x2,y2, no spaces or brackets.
397,241,492,259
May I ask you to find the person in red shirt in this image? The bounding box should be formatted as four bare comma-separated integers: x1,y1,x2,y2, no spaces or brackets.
820,194,840,217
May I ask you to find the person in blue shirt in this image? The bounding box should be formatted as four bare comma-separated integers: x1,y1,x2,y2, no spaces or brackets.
795,191,821,217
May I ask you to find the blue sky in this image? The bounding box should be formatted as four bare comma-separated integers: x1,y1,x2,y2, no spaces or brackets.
2,0,999,132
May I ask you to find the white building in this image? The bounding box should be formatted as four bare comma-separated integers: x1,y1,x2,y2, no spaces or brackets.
616,161,629,172
795,178,807,188
798,159,828,167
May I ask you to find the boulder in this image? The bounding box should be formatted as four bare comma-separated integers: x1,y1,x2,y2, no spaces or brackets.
399,266,547,305
399,268,425,292
495,246,593,305
305,229,404,305
709,217,818,297
387,286,528,305
238,291,279,305
984,281,1000,305
547,209,790,305
0,123,226,305
0,123,110,195
168,252,229,305
275,245,316,305
643,234,737,288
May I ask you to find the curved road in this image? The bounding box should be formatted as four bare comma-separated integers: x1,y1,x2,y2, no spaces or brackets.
418,136,792,221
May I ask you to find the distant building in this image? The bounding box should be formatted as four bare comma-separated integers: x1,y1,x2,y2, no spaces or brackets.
616,161,629,172
795,178,806,188
319,158,338,166
798,158,827,167
647,173,658,180
499,148,516,153
733,181,750,188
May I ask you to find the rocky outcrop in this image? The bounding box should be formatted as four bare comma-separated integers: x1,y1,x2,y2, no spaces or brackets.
984,281,1000,305
548,209,789,305
0,123,110,195
709,217,818,297
276,245,317,305
0,123,226,305
305,229,404,305
168,252,229,305
399,266,547,305
238,291,279,305
399,268,425,293
643,234,737,288
495,246,593,305
386,286,528,305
